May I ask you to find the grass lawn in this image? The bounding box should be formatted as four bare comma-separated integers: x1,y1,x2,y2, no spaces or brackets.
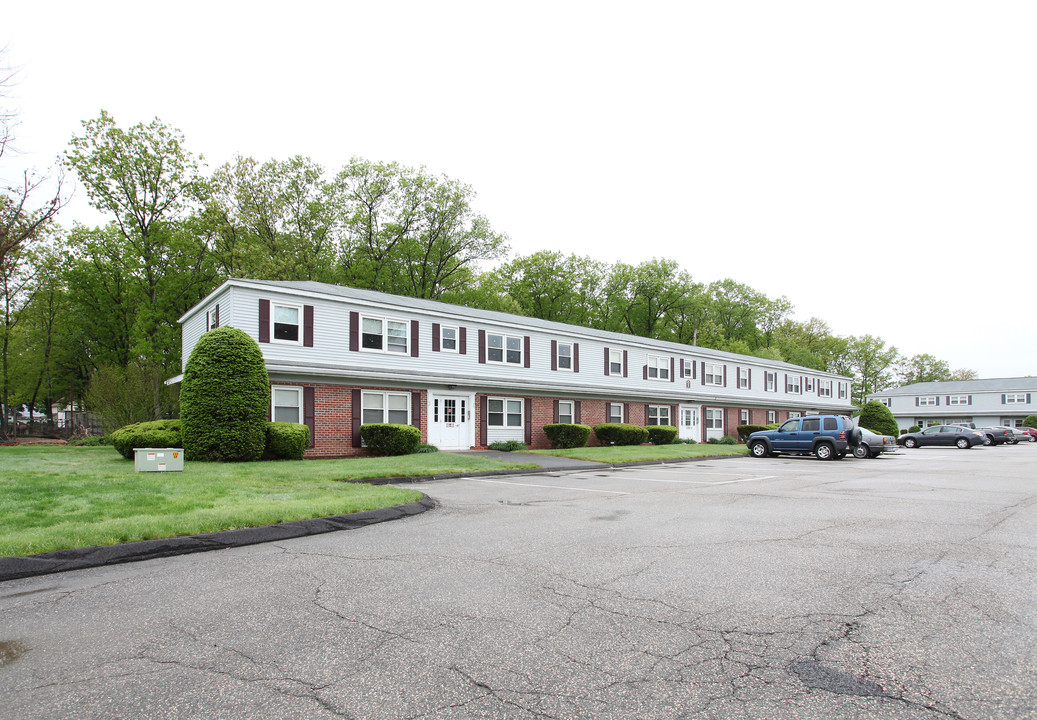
527,443,749,463
0,446,538,558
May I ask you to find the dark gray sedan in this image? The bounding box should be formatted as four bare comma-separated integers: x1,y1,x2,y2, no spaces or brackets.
852,427,898,458
898,425,987,449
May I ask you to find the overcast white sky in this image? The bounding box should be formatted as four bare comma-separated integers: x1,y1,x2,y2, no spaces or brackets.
4,1,1035,379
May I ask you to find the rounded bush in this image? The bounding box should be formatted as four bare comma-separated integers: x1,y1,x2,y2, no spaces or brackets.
109,419,183,459
180,327,270,462
593,423,649,446
361,423,421,456
857,400,899,437
646,425,678,445
542,423,592,449
1023,414,1037,429
265,422,310,460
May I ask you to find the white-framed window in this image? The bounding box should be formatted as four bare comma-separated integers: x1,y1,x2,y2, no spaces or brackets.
681,359,694,378
738,367,749,389
272,302,301,344
488,333,522,365
362,391,410,425
488,397,523,427
558,400,574,424
362,315,409,354
765,372,777,392
805,377,815,392
607,403,624,423
786,376,801,394
608,349,624,376
1002,417,1022,427
647,405,671,426
704,363,724,387
767,410,776,423
205,306,219,332
271,386,303,424
818,380,832,398
878,397,891,407
740,409,749,425
681,407,697,427
441,326,458,353
788,411,802,418
1004,393,1026,404
839,383,848,399
918,396,937,407
647,355,670,380
947,395,969,406
557,342,573,371
705,408,724,429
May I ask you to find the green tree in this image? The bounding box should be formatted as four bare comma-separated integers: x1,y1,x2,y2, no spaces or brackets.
493,251,606,325
857,400,899,437
601,258,700,338
839,335,901,407
180,326,269,461
898,353,951,385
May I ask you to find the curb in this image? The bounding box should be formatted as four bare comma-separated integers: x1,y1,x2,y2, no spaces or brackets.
0,495,436,583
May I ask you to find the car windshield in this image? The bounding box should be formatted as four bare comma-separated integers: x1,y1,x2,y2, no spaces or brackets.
860,428,879,438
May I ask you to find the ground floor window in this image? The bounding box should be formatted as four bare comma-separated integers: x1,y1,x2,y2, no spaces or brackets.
607,403,624,423
767,410,776,423
739,409,749,425
558,400,574,424
647,405,670,426
362,391,410,425
272,386,302,423
705,408,723,430
488,398,522,427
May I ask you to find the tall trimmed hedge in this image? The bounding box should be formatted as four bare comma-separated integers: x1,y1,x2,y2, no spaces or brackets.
646,425,678,445
594,423,649,446
543,423,592,449
857,400,899,437
180,326,270,462
360,423,421,456
265,422,310,460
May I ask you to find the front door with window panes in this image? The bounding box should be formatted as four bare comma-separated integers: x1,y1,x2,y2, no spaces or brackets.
429,394,473,450
679,405,701,442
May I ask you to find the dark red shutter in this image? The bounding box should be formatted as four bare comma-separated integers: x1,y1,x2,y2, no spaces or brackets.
304,386,315,448
723,366,727,387
551,340,558,371
624,403,630,423
604,347,610,375
574,401,581,423
524,399,532,445
670,357,675,382
351,389,362,448
459,327,467,355
671,404,677,425
259,299,270,343
623,351,628,377
479,395,488,446
411,320,419,358
701,362,706,385
349,311,359,352
303,305,314,347
524,337,531,368
212,304,220,329
411,391,422,430
432,323,441,352
478,330,486,364
553,399,559,423
643,364,648,380
573,343,580,373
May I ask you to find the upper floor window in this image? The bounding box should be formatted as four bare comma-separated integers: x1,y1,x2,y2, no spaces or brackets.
362,315,408,354
947,395,970,406
1004,393,1027,404
765,372,777,392
647,355,670,380
557,342,573,371
647,405,671,426
680,359,694,378
704,363,724,387
839,383,848,399
607,349,624,376
488,333,523,365
918,396,937,406
441,326,458,352
805,377,815,392
206,305,220,332
738,367,749,389
818,379,832,398
786,375,801,394
878,397,891,406
488,397,522,427
272,303,301,344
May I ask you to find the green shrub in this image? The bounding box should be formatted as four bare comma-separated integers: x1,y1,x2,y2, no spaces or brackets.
542,423,592,449
1023,414,1037,428
673,437,698,445
857,400,899,437
908,425,921,434
67,435,106,447
180,327,270,462
265,422,310,460
487,440,527,452
646,425,678,445
593,423,649,446
414,443,440,454
109,420,183,460
719,435,739,445
361,423,421,456
737,424,774,441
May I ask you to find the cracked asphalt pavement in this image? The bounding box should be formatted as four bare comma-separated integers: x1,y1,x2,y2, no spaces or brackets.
2,447,1035,719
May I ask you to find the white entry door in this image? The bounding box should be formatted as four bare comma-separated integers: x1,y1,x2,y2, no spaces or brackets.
429,394,474,450
679,405,701,442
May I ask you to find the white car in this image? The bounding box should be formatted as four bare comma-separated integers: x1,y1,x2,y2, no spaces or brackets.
995,426,1030,444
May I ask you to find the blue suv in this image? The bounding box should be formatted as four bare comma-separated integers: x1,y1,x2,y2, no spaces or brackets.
747,415,860,460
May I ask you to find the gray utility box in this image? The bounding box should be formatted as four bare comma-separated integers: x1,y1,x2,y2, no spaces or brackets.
134,448,185,472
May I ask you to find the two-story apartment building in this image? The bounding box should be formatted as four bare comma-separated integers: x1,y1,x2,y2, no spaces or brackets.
869,378,1037,432
172,279,855,457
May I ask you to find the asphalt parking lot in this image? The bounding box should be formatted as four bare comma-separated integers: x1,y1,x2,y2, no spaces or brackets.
2,445,1035,719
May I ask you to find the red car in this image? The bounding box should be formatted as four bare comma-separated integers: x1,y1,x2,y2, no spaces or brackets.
1020,427,1037,442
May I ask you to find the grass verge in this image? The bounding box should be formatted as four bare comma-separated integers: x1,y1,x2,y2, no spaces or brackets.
527,444,749,463
0,446,538,558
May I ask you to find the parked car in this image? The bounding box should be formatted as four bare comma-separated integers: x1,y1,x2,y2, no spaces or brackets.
898,425,986,449
973,426,1014,446
747,414,860,460
852,427,898,458
1020,427,1037,442
995,426,1030,444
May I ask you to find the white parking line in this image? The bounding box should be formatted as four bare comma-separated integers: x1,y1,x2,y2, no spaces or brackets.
621,475,776,486
471,478,630,495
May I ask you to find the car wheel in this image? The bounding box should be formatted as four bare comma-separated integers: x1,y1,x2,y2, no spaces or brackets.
904,437,918,449
852,444,870,459
814,443,835,460
956,438,970,449
749,441,769,458
1030,435,1036,443
983,435,993,446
